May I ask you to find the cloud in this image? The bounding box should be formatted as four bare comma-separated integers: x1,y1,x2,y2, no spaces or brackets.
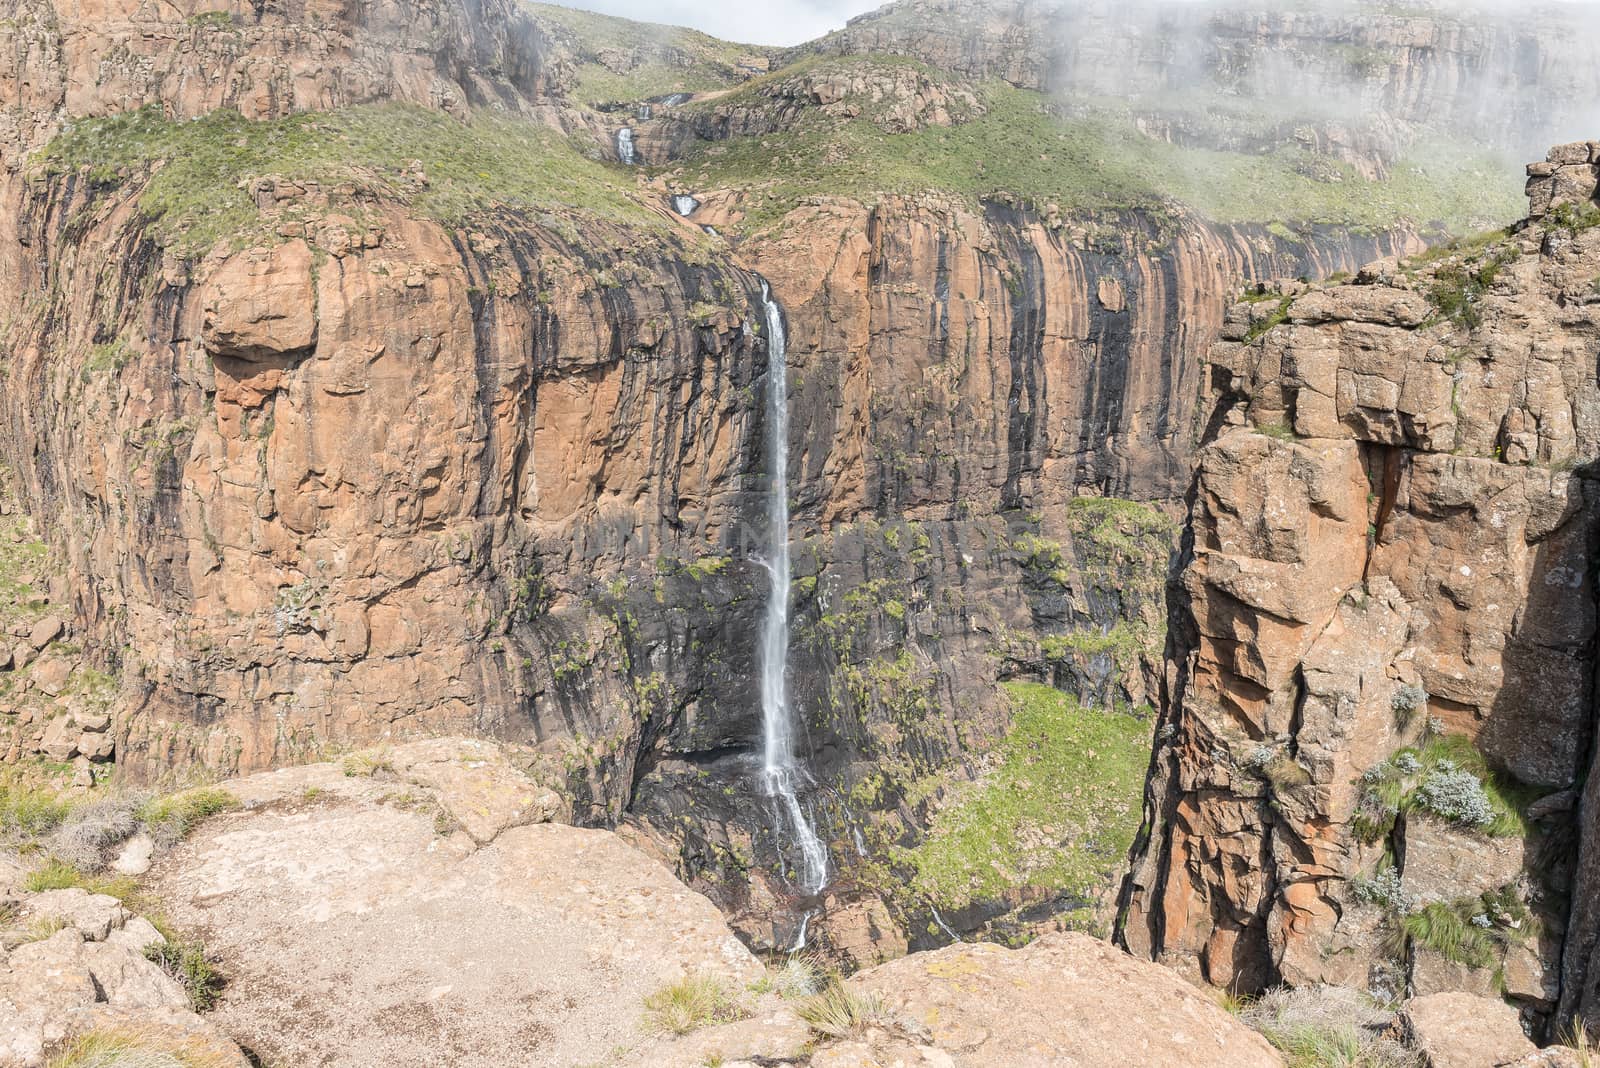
558,0,885,46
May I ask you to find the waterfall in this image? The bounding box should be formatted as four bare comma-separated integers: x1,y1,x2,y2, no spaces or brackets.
672,194,700,217
639,103,653,120
616,126,635,165
757,281,829,896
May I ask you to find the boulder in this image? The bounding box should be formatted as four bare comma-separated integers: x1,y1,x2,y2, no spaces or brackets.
30,658,72,696
38,716,78,761
77,731,114,762
24,889,128,942
201,240,318,362
111,833,155,877
26,617,62,650
73,712,110,733
1398,992,1535,1068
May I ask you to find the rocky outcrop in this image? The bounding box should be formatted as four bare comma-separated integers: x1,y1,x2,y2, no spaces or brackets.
1121,145,1600,1035
0,884,249,1067
142,738,762,1067
834,932,1282,1067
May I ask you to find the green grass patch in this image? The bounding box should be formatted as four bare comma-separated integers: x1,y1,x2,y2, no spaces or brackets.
900,681,1151,911
135,786,239,845
1354,734,1533,844
34,103,669,256
669,73,1521,236
529,2,763,105
22,857,138,899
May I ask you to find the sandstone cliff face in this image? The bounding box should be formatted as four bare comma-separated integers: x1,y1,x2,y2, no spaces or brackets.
1122,144,1600,1033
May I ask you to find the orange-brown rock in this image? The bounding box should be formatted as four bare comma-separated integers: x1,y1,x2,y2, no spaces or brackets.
1122,155,1600,1035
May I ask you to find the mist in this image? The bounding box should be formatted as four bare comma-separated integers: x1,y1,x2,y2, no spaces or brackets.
557,0,884,45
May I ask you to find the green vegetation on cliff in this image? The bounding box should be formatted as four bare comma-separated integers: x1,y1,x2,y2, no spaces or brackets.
34,104,665,255
900,681,1150,912
666,67,1522,236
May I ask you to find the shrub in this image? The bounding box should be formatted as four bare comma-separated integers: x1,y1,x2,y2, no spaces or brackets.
49,796,143,869
1350,868,1415,915
1244,296,1293,343
1412,762,1494,828
1390,685,1427,727
642,974,747,1035
1426,247,1517,331
795,980,888,1039
144,939,225,1012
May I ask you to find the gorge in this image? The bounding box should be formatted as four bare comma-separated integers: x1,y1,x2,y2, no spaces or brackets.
3,0,1600,1063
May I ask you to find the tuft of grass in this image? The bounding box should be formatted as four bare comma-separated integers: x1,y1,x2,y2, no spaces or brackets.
0,772,75,838
22,857,139,900
642,974,748,1035
135,787,239,848
24,857,91,892
752,954,823,999
46,1025,239,1068
900,682,1150,912
1560,1016,1597,1067
1242,986,1421,1068
794,980,888,1039
340,748,393,778
21,915,70,943
144,939,225,1012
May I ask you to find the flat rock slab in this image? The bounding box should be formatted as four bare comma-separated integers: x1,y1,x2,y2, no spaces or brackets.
847,932,1283,1068
149,753,760,1068
1400,992,1535,1068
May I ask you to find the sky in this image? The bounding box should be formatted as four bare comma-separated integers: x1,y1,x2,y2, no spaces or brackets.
561,0,886,45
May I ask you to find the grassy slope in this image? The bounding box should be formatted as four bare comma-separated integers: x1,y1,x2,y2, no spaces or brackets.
663,62,1523,236
901,681,1152,913
528,2,765,105
34,104,669,256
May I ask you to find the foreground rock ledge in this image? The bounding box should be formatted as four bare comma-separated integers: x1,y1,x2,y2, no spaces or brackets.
56,737,1274,1068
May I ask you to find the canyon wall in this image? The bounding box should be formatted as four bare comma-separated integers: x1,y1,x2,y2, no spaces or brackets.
1121,145,1600,1033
